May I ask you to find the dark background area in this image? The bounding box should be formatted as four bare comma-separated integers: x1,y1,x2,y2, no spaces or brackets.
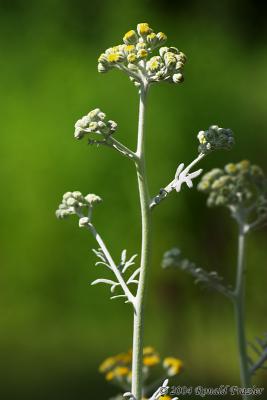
0,0,267,398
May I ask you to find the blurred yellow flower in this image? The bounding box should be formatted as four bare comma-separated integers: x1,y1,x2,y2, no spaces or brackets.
163,357,183,376
143,354,160,366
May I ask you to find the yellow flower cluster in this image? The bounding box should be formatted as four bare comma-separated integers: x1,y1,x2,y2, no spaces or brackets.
198,160,267,209
98,23,167,72
99,347,183,387
97,22,186,85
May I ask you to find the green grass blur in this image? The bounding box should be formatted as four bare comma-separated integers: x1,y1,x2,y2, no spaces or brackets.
0,0,267,398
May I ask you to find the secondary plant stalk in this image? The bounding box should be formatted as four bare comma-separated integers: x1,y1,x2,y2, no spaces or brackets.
131,84,151,400
234,228,251,399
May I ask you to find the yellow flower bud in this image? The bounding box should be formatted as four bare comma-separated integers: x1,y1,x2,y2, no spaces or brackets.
107,52,124,64
123,30,138,44
143,354,160,366
143,346,156,355
156,32,167,44
105,371,115,381
99,356,117,373
137,22,152,36
136,42,147,51
147,56,162,72
127,53,137,63
146,32,157,46
137,49,148,59
113,366,130,377
237,160,250,171
225,163,237,174
164,52,177,68
163,357,183,376
124,44,135,54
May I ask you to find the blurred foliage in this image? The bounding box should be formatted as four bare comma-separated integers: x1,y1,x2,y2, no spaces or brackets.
0,0,267,398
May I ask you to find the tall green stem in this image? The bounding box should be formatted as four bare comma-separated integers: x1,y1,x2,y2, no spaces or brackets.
233,227,251,399
131,84,151,400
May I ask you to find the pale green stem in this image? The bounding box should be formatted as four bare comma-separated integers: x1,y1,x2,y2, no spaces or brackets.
131,84,151,400
233,227,251,399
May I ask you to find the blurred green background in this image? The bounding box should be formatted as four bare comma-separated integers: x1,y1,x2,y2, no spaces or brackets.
1,0,267,398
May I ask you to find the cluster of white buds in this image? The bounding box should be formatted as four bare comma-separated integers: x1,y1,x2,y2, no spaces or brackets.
146,46,185,84
97,22,186,86
74,108,117,140
55,191,102,219
197,125,234,154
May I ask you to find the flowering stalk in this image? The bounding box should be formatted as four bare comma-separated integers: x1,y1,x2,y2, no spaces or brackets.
56,22,236,400
163,160,267,398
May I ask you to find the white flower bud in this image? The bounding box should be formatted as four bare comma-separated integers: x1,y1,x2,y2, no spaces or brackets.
89,121,98,132
146,32,157,47
108,120,118,132
197,131,206,144
156,32,167,45
136,42,147,51
79,217,90,227
98,53,108,64
85,194,102,205
75,116,90,129
98,63,108,73
164,52,177,68
88,108,101,121
63,192,73,200
175,61,184,70
72,191,82,200
169,46,179,54
172,73,184,83
98,112,106,120
97,121,106,129
159,47,169,57
74,128,84,139
66,197,77,207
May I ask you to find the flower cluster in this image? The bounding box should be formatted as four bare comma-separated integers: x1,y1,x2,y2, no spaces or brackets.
74,108,117,140
197,125,234,155
55,191,102,219
99,347,183,389
98,22,186,85
197,160,267,211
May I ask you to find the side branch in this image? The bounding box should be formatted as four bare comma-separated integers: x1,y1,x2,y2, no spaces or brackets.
150,153,205,209
89,136,137,161
87,222,136,309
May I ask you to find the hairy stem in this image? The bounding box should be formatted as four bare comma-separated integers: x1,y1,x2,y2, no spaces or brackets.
131,84,151,400
233,228,251,398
